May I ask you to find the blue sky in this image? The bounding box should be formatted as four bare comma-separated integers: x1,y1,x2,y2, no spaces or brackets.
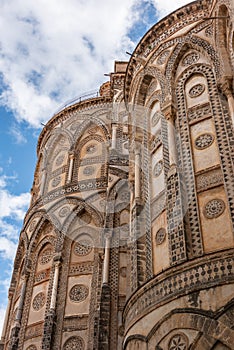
0,0,190,332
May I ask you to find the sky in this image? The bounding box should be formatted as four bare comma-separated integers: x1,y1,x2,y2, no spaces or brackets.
0,0,191,333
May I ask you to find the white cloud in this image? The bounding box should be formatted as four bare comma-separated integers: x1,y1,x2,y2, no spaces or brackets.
0,173,30,260
0,0,192,128
0,0,138,127
9,124,27,144
153,0,191,18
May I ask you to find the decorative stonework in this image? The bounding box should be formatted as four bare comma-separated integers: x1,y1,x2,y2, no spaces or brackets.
156,228,166,245
26,345,37,350
86,144,97,154
204,199,225,219
35,269,50,284
59,206,71,217
205,25,213,37
29,220,37,232
151,112,162,127
189,83,205,98
32,292,46,311
69,284,89,303
88,126,98,134
74,240,93,256
194,133,214,150
168,333,188,350
182,51,200,66
153,160,163,177
83,166,95,176
55,154,65,166
120,191,130,202
51,176,61,187
39,248,53,265
156,50,170,65
196,168,223,193
63,336,85,350
69,262,93,276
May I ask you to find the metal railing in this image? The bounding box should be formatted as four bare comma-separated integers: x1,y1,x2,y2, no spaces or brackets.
53,90,100,115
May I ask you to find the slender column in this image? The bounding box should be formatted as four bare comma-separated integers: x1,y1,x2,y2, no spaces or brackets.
162,103,177,167
67,152,75,183
219,77,234,127
1,290,13,341
135,149,141,200
50,260,61,310
111,124,118,149
102,233,111,285
40,169,46,195
15,277,27,326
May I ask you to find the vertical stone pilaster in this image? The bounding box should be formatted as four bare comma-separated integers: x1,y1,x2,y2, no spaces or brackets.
67,152,75,183
42,256,61,350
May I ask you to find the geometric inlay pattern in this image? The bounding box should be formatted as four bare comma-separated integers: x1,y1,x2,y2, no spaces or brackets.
32,292,46,311
182,51,200,66
74,240,93,256
156,228,166,245
168,333,188,350
189,83,205,98
63,336,85,350
69,284,89,303
153,160,163,177
194,133,214,150
156,50,170,65
39,248,53,265
204,199,225,219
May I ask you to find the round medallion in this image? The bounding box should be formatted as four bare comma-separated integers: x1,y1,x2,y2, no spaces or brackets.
189,83,205,98
26,346,37,350
151,112,162,127
153,160,163,177
169,333,188,350
83,166,95,176
59,206,71,217
156,228,166,245
69,284,89,303
182,52,200,66
29,220,37,232
32,292,46,311
55,154,65,166
120,267,127,278
74,240,93,256
156,50,170,65
86,144,97,154
52,176,61,188
194,133,214,150
204,199,225,219
63,336,85,350
39,248,53,265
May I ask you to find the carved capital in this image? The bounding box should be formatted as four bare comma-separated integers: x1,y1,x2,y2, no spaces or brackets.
161,101,177,122
218,76,233,97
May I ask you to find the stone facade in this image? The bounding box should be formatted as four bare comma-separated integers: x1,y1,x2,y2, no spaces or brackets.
1,0,234,349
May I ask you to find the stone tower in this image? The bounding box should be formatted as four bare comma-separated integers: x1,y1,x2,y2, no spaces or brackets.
1,0,234,349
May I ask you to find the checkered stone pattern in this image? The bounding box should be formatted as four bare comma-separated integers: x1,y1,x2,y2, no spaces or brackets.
176,69,205,259
143,115,153,280
167,170,187,265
